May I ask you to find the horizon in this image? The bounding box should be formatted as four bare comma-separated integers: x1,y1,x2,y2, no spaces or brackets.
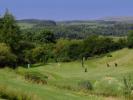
0,0,133,21
16,16,133,22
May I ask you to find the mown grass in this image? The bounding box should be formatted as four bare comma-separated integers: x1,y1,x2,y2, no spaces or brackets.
1,48,133,100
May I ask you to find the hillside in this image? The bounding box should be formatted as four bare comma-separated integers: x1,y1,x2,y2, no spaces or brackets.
18,19,116,27
101,16,133,23
0,48,133,100
17,18,133,38
17,19,56,29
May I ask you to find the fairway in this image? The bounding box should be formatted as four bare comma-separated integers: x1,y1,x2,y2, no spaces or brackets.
0,48,133,100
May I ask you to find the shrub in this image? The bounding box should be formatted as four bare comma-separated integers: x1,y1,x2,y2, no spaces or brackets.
127,30,133,48
123,76,133,100
107,54,112,57
0,43,17,67
94,77,124,96
78,80,93,90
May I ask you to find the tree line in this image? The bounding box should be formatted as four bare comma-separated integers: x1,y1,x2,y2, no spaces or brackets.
21,20,133,39
0,11,133,68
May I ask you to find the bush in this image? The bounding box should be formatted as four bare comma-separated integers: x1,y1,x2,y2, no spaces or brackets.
127,30,133,48
0,43,17,67
78,80,93,90
94,77,124,96
123,76,133,100
31,45,51,63
107,54,112,57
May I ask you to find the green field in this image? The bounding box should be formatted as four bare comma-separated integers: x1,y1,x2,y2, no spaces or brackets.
18,23,35,29
1,48,133,100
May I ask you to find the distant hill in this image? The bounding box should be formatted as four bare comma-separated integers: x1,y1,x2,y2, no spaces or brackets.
18,19,116,25
17,18,133,38
18,17,133,28
17,19,56,29
17,19,117,29
18,19,56,25
101,16,133,23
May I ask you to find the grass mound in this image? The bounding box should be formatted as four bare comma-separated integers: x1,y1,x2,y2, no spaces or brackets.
25,71,48,84
15,67,48,84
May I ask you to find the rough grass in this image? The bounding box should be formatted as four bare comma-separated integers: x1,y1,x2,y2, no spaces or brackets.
0,83,39,100
1,48,133,100
0,68,102,100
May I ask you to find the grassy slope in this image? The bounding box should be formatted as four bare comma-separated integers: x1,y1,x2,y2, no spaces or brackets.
0,69,101,100
1,48,133,100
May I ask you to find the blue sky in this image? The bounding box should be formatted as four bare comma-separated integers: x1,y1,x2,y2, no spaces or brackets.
0,0,133,20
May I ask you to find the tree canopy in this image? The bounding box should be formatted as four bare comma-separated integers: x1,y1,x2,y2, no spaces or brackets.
0,10,21,52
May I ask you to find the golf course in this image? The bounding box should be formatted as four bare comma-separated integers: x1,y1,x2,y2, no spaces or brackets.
0,48,133,100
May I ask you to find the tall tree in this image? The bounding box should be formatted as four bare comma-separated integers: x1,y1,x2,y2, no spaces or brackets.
0,9,21,52
37,30,55,43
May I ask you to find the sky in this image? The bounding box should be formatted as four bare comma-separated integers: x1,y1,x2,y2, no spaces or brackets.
0,0,133,21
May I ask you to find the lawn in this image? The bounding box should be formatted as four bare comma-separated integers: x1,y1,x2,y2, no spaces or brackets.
1,48,133,100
